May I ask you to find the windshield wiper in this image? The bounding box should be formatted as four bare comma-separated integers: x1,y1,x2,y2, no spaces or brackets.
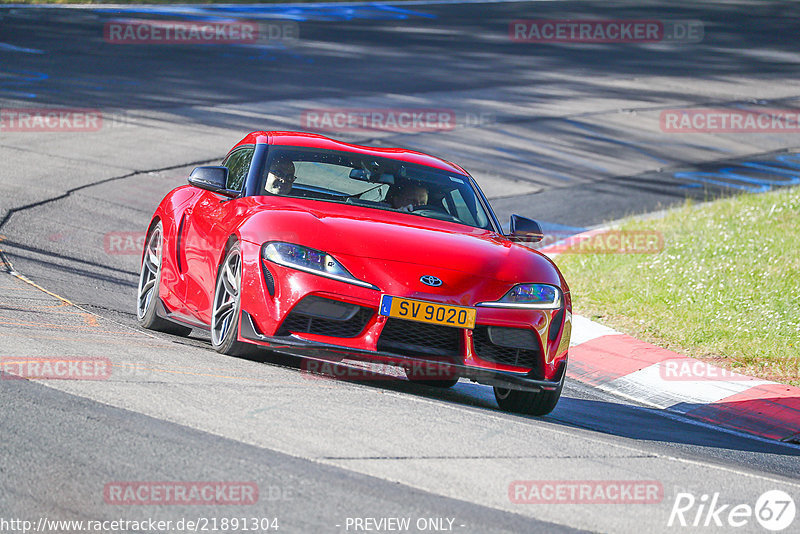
344,184,385,199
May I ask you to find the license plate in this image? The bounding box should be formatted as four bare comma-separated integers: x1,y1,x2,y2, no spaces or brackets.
379,295,476,329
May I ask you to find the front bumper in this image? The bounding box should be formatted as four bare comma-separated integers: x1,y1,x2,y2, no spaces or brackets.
240,310,566,393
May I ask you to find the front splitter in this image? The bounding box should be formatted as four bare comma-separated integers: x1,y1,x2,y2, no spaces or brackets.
240,310,565,393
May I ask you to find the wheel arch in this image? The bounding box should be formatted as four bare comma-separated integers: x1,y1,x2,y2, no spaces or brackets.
216,234,242,274
141,216,162,266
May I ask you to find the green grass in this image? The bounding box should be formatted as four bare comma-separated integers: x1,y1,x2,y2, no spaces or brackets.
557,186,800,387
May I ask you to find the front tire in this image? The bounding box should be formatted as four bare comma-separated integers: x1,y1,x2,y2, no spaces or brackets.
136,221,192,336
493,368,565,416
211,243,255,356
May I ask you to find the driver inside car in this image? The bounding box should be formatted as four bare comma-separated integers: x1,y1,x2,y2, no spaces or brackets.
387,182,428,211
264,157,296,195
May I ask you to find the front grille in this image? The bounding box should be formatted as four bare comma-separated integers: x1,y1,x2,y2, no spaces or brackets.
377,318,462,359
277,297,373,338
472,326,541,371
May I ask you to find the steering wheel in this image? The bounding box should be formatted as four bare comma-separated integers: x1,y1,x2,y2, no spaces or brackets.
410,204,460,222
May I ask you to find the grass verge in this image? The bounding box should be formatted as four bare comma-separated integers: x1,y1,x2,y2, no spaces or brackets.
556,186,800,387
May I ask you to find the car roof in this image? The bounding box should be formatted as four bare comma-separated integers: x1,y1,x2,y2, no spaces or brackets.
232,131,469,176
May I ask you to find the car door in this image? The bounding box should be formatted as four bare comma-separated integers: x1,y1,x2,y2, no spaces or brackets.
181,146,254,323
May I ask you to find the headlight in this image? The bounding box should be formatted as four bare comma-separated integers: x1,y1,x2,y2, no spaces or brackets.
262,242,378,290
477,283,562,309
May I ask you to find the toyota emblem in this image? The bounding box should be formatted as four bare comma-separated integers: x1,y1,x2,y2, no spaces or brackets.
420,275,443,287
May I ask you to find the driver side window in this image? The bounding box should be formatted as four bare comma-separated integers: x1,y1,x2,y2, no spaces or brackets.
223,147,254,192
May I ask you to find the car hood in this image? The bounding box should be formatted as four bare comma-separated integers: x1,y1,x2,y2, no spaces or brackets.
241,199,562,286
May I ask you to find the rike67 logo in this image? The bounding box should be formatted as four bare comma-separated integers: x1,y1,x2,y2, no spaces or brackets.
669,490,795,531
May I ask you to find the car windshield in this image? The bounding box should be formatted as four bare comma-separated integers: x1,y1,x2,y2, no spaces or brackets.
258,146,494,230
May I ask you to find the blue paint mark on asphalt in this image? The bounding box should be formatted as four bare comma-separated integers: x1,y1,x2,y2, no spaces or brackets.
0,89,37,99
368,3,438,18
674,152,800,193
0,42,44,54
0,68,49,85
93,3,436,22
674,172,771,193
94,2,432,65
0,69,141,99
0,68,48,99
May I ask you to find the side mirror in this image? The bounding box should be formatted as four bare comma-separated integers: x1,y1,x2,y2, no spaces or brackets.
188,166,238,197
509,214,544,243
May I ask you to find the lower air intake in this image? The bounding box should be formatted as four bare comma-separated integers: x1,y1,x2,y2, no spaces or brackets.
472,326,541,373
277,296,373,338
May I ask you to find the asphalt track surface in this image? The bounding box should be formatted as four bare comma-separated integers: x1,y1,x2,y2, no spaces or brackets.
1,1,799,533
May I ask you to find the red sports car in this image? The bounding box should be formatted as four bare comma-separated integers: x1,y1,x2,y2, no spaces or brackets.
137,131,571,415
